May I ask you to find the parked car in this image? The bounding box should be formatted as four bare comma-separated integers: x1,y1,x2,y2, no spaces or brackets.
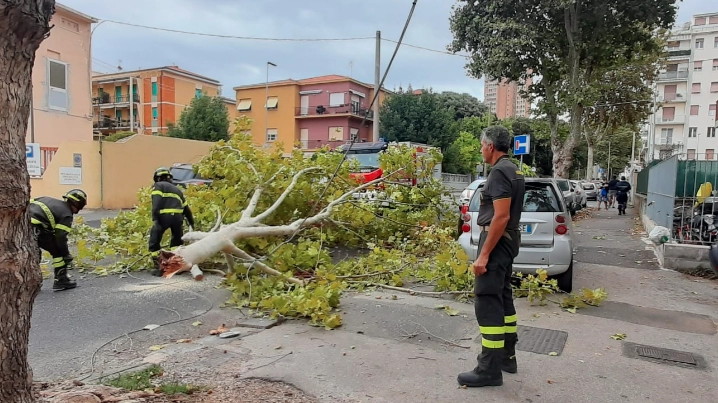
169,163,213,188
457,178,575,292
582,182,598,200
570,180,588,208
460,179,486,205
554,178,581,215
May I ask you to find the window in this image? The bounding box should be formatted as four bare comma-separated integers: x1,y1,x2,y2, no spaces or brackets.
687,149,696,160
708,127,716,138
707,149,715,160
695,61,703,71
195,88,202,99
469,182,562,213
714,59,718,71
350,95,360,113
151,107,158,127
691,105,699,115
266,128,277,142
712,82,718,92
237,99,251,111
692,83,701,93
265,96,278,109
689,127,697,137
48,59,67,111
695,17,706,25
696,38,704,49
350,127,359,141
660,128,673,144
710,104,716,116
329,92,345,107
151,81,158,102
715,37,718,48
328,126,344,141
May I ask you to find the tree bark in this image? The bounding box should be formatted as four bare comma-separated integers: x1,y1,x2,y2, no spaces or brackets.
0,1,56,402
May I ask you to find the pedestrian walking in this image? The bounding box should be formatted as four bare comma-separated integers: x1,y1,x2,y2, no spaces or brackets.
457,126,525,388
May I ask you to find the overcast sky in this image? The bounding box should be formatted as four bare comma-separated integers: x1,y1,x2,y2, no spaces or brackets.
63,0,715,101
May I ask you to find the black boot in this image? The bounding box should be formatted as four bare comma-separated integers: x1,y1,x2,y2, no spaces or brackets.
502,333,518,373
53,267,77,291
150,256,163,277
457,349,503,387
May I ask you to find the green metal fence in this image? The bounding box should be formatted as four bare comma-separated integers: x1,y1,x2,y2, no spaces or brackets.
636,160,660,195
675,160,718,197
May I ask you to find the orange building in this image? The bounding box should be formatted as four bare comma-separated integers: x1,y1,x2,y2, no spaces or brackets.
483,77,533,119
233,75,388,153
91,66,222,136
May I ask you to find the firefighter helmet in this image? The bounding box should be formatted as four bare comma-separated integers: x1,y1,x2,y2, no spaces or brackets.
153,167,173,183
63,189,88,211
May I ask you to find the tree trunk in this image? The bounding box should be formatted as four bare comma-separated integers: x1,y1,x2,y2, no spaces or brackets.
0,1,56,402
586,142,594,181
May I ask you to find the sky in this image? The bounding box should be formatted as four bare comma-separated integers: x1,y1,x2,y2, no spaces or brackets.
62,0,716,101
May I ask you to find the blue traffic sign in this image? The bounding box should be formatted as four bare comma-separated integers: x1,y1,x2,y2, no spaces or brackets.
26,145,34,158
514,135,530,156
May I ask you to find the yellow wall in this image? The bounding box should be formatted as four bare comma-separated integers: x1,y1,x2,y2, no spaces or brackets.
172,73,220,121
31,136,214,209
235,84,299,153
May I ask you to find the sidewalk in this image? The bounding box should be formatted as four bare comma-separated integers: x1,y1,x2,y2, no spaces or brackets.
37,204,718,402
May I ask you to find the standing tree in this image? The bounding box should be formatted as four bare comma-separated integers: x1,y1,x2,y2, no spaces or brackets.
168,94,230,142
444,131,483,174
0,0,55,401
436,91,488,120
448,0,676,177
582,42,664,179
379,88,459,151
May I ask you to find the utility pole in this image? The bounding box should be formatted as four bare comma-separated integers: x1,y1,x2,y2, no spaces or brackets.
265,61,277,142
372,30,380,142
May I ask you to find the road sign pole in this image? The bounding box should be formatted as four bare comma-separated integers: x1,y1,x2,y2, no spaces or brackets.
520,155,523,172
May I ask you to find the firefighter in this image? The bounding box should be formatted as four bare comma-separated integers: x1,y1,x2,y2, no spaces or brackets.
30,189,88,291
458,126,525,388
149,167,195,276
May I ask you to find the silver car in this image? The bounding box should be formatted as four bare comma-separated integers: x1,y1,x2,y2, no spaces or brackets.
457,178,575,292
460,179,485,205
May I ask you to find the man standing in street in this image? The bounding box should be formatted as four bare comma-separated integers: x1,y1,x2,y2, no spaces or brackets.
149,167,195,276
458,126,525,388
608,175,619,208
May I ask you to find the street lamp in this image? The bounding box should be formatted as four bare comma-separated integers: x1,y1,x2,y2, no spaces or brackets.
265,62,277,142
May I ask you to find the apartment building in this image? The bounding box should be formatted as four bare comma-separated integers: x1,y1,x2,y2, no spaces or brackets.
483,77,532,119
26,3,97,173
646,12,718,161
233,75,388,153
91,66,221,136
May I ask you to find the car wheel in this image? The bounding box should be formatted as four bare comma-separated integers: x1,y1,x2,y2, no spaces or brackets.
554,261,573,293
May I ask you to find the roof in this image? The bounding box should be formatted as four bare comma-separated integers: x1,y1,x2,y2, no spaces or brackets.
92,66,221,85
56,2,98,23
233,74,391,93
220,96,235,104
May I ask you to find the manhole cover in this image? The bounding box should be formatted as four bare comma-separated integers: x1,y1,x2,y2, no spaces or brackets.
515,325,568,356
622,342,707,370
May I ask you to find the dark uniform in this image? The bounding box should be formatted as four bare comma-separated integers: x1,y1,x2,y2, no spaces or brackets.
149,167,195,276
460,155,524,386
30,189,88,290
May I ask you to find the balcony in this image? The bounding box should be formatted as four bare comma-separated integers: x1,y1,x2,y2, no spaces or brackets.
655,142,681,151
657,71,689,81
666,48,691,59
93,116,140,130
295,104,374,120
657,93,687,102
654,114,685,124
93,93,140,107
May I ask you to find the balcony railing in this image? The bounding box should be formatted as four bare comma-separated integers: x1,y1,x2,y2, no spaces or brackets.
657,93,687,102
93,117,139,130
93,93,140,105
654,114,685,124
666,49,691,58
657,71,689,81
295,105,374,119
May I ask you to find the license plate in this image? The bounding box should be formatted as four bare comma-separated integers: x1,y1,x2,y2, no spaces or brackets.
520,224,531,234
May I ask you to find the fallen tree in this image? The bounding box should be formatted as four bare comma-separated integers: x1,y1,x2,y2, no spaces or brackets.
72,118,468,328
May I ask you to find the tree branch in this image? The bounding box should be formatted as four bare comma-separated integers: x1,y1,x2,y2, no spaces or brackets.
224,243,304,286
252,167,322,223
218,146,258,178
242,187,264,220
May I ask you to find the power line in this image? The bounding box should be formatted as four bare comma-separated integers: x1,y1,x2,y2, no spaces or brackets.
381,38,469,57
100,19,373,42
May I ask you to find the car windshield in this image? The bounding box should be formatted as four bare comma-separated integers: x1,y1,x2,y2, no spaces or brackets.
467,180,483,190
583,183,595,190
346,152,380,168
170,167,195,181
468,182,561,212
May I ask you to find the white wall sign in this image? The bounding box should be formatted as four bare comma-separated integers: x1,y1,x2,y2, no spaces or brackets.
59,167,82,185
26,143,41,177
